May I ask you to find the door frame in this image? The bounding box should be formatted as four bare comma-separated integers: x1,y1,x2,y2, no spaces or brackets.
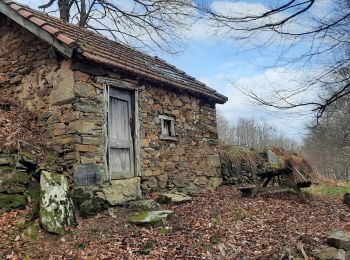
100,78,142,181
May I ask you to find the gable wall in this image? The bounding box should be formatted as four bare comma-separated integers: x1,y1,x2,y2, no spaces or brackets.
0,16,106,179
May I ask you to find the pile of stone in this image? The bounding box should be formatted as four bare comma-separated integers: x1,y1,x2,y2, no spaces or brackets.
0,147,77,235
127,192,192,227
0,147,39,212
314,231,350,260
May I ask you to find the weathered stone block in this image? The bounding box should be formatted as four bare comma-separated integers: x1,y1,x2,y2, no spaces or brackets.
173,175,188,188
75,144,98,152
49,60,75,105
157,192,192,204
39,171,76,235
80,156,96,164
74,81,96,98
101,177,141,205
208,177,222,188
0,194,26,211
73,164,101,186
69,120,96,134
313,247,346,260
327,231,350,250
209,154,221,168
82,136,102,145
157,174,168,189
129,210,173,226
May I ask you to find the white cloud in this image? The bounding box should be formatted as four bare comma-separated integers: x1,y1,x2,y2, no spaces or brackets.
203,66,316,140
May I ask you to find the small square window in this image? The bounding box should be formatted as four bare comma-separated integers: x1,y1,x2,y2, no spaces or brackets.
159,115,177,141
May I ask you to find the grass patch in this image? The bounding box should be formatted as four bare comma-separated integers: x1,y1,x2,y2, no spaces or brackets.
303,183,350,195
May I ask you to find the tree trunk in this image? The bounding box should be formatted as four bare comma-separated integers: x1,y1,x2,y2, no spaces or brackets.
58,0,71,22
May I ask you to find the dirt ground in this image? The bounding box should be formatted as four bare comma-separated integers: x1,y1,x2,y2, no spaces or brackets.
1,186,349,260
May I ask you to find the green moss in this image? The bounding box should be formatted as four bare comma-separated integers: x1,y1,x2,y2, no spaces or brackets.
142,241,153,254
129,210,173,227
211,212,223,226
0,166,17,174
129,211,150,222
210,235,222,245
23,224,38,241
7,185,26,194
0,194,26,211
159,226,172,234
232,206,249,221
39,206,65,235
27,186,40,203
2,172,30,186
74,243,86,249
303,184,350,195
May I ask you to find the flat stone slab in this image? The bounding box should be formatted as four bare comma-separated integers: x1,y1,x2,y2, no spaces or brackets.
327,231,350,250
313,247,346,260
157,192,192,204
129,210,174,226
128,200,160,210
101,177,141,206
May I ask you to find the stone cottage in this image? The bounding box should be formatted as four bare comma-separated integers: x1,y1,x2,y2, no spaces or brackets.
0,1,227,204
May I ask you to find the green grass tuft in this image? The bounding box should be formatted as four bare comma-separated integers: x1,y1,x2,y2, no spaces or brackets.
303,183,350,195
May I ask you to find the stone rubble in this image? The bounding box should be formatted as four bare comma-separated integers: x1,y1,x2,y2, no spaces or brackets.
313,231,350,260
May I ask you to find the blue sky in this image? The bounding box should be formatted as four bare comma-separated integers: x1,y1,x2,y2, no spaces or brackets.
162,39,311,141
20,0,330,141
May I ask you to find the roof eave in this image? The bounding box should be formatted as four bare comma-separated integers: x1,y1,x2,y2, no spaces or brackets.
83,52,228,104
0,1,74,57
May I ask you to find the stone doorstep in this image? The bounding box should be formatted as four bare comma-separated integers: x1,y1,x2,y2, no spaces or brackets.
100,177,142,206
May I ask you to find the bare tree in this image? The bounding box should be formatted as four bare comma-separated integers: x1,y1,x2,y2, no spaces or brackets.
303,92,350,179
198,0,350,124
217,113,300,151
36,0,194,53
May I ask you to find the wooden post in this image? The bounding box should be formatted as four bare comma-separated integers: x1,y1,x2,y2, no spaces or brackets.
283,173,307,203
251,176,272,198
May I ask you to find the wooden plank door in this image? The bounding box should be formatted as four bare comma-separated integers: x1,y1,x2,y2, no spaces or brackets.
108,87,134,179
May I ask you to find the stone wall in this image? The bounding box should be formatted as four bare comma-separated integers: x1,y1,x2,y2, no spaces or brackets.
139,85,222,193
0,16,105,181
1,15,222,193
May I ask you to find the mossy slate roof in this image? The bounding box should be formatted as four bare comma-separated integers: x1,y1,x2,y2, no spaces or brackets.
0,1,228,104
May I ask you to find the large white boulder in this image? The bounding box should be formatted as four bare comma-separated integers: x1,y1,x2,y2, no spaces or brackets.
40,171,76,235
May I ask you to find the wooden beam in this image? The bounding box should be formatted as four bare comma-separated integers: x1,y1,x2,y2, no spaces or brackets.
96,77,145,91
0,1,74,57
134,90,141,177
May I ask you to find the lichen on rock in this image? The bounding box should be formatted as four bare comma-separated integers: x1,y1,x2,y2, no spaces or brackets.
129,210,174,226
39,171,76,235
